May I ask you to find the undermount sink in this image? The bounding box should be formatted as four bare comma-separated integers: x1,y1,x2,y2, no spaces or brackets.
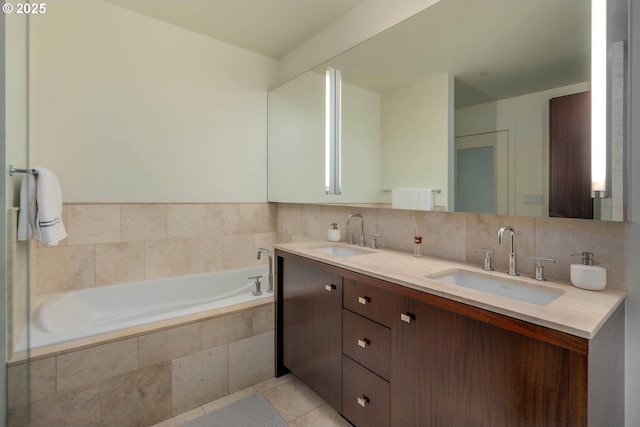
313,244,373,257
430,269,563,306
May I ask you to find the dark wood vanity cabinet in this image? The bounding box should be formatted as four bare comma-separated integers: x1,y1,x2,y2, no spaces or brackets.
275,250,624,427
392,295,576,427
277,253,343,411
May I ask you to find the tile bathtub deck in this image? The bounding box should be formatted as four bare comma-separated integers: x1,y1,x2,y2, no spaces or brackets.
151,374,352,427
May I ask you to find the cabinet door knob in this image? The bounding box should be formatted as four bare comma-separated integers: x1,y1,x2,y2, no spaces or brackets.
357,338,370,348
357,396,370,407
400,312,415,323
358,296,370,305
324,284,337,291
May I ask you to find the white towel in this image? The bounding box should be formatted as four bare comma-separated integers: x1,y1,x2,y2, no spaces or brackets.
417,189,435,211
17,173,37,241
392,188,419,210
392,188,435,211
35,168,67,246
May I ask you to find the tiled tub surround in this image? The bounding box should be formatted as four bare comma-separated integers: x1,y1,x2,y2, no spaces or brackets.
276,203,627,291
35,203,277,296
7,300,275,427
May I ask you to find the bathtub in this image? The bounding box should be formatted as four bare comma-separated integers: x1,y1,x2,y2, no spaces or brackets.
15,264,271,351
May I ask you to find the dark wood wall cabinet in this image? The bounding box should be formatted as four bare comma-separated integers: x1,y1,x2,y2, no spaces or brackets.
275,250,624,427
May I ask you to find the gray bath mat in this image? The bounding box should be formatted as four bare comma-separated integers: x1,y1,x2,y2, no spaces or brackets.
177,393,288,427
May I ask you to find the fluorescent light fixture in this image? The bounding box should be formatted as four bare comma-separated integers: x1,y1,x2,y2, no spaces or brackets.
325,67,342,195
591,0,607,197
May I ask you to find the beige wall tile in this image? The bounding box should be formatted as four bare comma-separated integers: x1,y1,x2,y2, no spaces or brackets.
100,362,172,427
7,208,29,353
223,234,255,269
301,204,353,242
56,338,139,392
239,203,277,233
228,331,274,393
167,204,206,239
535,217,626,289
145,239,188,279
25,383,101,427
7,358,56,409
172,346,229,415
202,312,252,349
36,245,95,294
466,214,535,276
66,204,121,245
276,204,303,236
205,204,241,236
375,208,415,252
139,323,202,367
252,303,275,336
420,211,467,261
122,204,167,242
186,236,224,274
254,232,277,263
95,241,145,286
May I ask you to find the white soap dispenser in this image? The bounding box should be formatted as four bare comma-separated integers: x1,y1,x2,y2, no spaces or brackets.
328,223,341,242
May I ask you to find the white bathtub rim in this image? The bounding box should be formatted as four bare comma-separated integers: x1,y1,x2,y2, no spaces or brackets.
14,265,272,354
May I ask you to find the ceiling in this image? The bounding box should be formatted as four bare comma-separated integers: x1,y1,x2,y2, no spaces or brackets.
103,0,367,59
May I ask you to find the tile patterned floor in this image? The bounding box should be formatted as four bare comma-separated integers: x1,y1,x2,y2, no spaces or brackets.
151,374,352,427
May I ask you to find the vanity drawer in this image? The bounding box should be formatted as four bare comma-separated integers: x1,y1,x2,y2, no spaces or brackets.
342,355,390,427
343,309,391,380
343,278,395,326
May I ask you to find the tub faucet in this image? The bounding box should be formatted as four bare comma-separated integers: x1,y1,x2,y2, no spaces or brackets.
347,213,365,246
497,225,518,276
256,248,273,293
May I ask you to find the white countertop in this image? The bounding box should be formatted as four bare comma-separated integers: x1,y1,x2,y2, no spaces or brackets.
275,241,626,339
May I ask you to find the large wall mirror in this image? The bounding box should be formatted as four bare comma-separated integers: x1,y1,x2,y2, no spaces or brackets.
268,0,626,221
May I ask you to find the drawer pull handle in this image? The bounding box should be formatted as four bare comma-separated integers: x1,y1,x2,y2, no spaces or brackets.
324,284,336,291
357,396,370,407
357,338,369,348
401,312,415,323
358,296,370,305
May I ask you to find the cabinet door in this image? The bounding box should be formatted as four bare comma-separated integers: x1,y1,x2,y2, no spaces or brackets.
281,258,343,411
391,296,572,427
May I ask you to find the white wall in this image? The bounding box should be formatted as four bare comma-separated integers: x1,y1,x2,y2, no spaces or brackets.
455,82,590,217
5,12,28,207
29,0,277,203
381,73,451,209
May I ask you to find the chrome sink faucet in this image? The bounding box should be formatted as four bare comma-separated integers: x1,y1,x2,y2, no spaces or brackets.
497,226,518,276
256,248,273,293
347,213,365,246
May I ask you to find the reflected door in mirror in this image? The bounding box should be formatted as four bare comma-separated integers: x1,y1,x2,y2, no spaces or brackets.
549,92,592,219
454,131,508,214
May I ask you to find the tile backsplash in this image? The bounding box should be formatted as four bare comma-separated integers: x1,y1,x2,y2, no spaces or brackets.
34,203,277,296
276,203,627,291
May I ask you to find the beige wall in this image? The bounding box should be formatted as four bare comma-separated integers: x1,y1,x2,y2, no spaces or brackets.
29,0,277,203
